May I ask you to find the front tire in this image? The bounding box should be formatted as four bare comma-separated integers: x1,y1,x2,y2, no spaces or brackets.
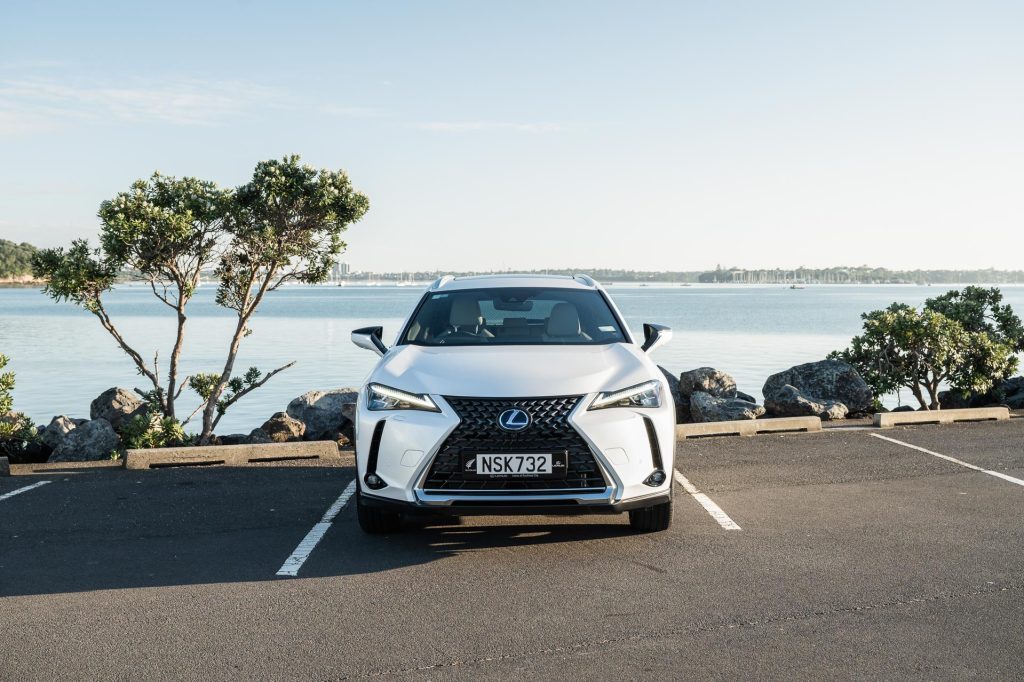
356,488,403,534
628,497,672,533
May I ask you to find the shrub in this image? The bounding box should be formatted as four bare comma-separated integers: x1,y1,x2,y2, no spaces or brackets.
832,295,1018,410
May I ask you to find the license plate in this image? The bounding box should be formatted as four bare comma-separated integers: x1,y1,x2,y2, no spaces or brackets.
464,452,568,478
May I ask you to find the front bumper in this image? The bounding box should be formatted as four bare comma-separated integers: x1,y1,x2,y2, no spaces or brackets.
360,488,673,517
354,390,676,512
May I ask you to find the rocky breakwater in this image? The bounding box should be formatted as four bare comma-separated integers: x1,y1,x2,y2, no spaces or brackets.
675,366,766,423
762,359,873,420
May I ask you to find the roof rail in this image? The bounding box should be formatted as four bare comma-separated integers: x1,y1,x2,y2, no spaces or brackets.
573,274,597,287
431,275,456,290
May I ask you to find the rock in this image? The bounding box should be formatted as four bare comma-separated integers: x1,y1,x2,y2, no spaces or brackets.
679,368,737,399
260,412,305,443
999,377,1024,409
938,391,970,410
736,391,757,404
247,428,272,445
286,389,359,440
0,411,28,429
90,388,147,431
49,418,120,462
658,366,690,423
763,360,872,417
217,434,249,446
40,415,86,451
891,405,916,413
689,392,766,422
764,384,849,421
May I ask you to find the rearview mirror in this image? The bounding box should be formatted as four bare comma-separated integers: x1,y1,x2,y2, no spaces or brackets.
640,323,672,353
352,326,387,357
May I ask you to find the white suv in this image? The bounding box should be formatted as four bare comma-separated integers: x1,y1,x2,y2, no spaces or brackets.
350,274,676,534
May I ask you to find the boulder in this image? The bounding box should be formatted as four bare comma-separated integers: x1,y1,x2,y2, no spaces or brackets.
763,360,872,417
260,412,305,443
286,389,359,440
216,434,250,446
247,428,272,445
49,418,120,462
764,384,849,420
658,366,689,423
679,368,737,399
999,377,1024,409
40,415,87,451
736,390,757,404
891,405,916,413
90,388,147,431
690,392,766,422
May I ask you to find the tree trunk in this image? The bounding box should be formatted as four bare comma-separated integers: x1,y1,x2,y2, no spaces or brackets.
910,382,928,410
199,315,248,444
165,306,187,420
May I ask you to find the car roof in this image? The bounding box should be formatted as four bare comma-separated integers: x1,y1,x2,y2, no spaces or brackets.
428,274,600,292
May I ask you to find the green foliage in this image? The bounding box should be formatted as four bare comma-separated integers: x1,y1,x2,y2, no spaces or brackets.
0,354,13,418
32,240,118,314
0,240,38,279
215,155,370,311
120,413,190,450
832,298,1018,410
98,173,230,299
189,367,263,417
0,354,38,454
925,286,1024,354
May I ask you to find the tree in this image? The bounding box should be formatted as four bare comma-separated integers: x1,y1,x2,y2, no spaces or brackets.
195,156,369,442
0,354,38,458
925,286,1024,354
33,156,370,444
0,240,38,279
832,302,1016,410
34,173,230,420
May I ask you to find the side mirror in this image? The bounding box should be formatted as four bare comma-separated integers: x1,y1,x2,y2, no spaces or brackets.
640,323,672,353
352,326,387,357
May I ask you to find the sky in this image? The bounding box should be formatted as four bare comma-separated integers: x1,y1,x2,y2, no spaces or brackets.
1,0,1022,272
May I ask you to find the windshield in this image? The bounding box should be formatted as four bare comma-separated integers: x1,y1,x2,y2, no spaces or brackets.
400,287,628,346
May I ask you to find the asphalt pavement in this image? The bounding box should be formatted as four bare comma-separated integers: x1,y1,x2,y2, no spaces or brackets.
1,419,1023,680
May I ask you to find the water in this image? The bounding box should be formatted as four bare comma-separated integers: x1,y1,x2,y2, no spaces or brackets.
2,283,1022,432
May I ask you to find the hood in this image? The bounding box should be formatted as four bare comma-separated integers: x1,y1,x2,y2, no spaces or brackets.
369,343,656,398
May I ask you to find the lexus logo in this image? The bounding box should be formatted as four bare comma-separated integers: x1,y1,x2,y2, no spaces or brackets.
497,408,531,431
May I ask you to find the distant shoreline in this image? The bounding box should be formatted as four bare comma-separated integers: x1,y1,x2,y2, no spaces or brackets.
0,277,41,287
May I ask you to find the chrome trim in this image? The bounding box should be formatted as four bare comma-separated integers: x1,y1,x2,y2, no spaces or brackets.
414,487,615,507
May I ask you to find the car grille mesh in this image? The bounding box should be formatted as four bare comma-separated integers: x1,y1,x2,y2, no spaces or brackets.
422,395,607,492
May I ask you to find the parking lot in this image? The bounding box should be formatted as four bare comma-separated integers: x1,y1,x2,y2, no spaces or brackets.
2,418,1023,680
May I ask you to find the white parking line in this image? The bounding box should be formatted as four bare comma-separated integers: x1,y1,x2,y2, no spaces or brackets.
673,470,741,530
276,479,357,577
871,433,1024,488
0,480,52,502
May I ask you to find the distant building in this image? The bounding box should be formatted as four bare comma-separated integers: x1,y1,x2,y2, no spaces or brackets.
332,262,351,279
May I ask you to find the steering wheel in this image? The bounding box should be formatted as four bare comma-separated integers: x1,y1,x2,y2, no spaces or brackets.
435,327,484,343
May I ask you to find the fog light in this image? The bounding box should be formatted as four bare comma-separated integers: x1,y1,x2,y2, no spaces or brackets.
364,473,386,490
643,470,667,487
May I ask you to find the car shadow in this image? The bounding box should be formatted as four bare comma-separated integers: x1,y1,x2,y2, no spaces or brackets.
299,515,637,579
0,466,642,597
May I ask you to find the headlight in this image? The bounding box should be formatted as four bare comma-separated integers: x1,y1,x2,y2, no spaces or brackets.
366,383,440,412
589,380,662,410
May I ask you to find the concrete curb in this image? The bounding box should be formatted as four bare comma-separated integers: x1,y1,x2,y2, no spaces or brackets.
677,416,822,439
11,460,124,475
0,456,9,477
873,406,1010,429
125,440,341,470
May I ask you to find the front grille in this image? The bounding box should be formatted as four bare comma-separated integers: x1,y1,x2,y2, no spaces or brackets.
422,395,607,492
